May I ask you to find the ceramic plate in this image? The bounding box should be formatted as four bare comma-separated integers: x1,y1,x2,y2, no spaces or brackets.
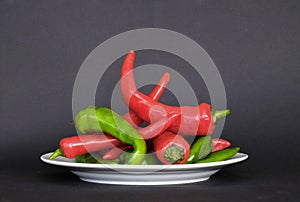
40,152,248,185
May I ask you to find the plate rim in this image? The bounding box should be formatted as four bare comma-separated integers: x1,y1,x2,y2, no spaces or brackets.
40,152,248,170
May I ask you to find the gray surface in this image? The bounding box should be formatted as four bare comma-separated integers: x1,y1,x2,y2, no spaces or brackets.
0,0,299,201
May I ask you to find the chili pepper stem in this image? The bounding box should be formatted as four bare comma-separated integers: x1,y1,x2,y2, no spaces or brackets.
163,144,184,164
212,109,231,124
49,148,64,160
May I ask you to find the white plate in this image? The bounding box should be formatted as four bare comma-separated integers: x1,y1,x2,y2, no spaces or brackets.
40,152,248,185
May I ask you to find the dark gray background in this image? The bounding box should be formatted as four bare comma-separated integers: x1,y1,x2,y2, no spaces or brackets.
0,0,299,201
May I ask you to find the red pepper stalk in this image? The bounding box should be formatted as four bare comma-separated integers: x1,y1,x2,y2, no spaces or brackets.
153,131,190,164
50,72,171,160
212,138,231,152
120,51,230,136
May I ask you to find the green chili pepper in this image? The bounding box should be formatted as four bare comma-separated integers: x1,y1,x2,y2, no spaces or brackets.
119,149,130,164
75,106,146,165
75,153,119,164
186,136,212,164
196,147,240,163
140,154,161,165
75,153,98,163
119,149,161,165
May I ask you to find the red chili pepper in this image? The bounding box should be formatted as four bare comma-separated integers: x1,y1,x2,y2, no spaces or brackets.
122,72,170,127
102,145,133,160
120,51,230,136
137,113,180,140
50,73,171,160
212,138,231,152
153,131,190,164
50,134,122,159
101,114,179,160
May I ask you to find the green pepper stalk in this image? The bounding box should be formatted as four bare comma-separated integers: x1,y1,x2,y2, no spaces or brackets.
153,132,190,164
212,109,231,125
163,145,185,164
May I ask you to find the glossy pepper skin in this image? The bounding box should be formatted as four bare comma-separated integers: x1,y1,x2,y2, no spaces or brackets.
123,72,170,127
75,106,146,165
186,136,212,164
102,145,133,160
137,113,180,140
50,74,171,161
75,153,119,164
120,51,230,136
119,149,161,165
49,134,122,159
212,138,231,152
53,112,177,160
100,114,179,160
196,147,240,163
153,131,190,164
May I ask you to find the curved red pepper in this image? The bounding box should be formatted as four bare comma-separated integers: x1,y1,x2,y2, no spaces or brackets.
122,72,170,127
137,113,180,140
153,131,190,164
212,138,231,152
120,51,230,136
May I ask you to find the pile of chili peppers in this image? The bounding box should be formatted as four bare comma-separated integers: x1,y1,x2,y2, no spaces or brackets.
50,51,240,165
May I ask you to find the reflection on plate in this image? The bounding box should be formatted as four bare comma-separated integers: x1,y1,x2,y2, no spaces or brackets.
40,152,248,185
